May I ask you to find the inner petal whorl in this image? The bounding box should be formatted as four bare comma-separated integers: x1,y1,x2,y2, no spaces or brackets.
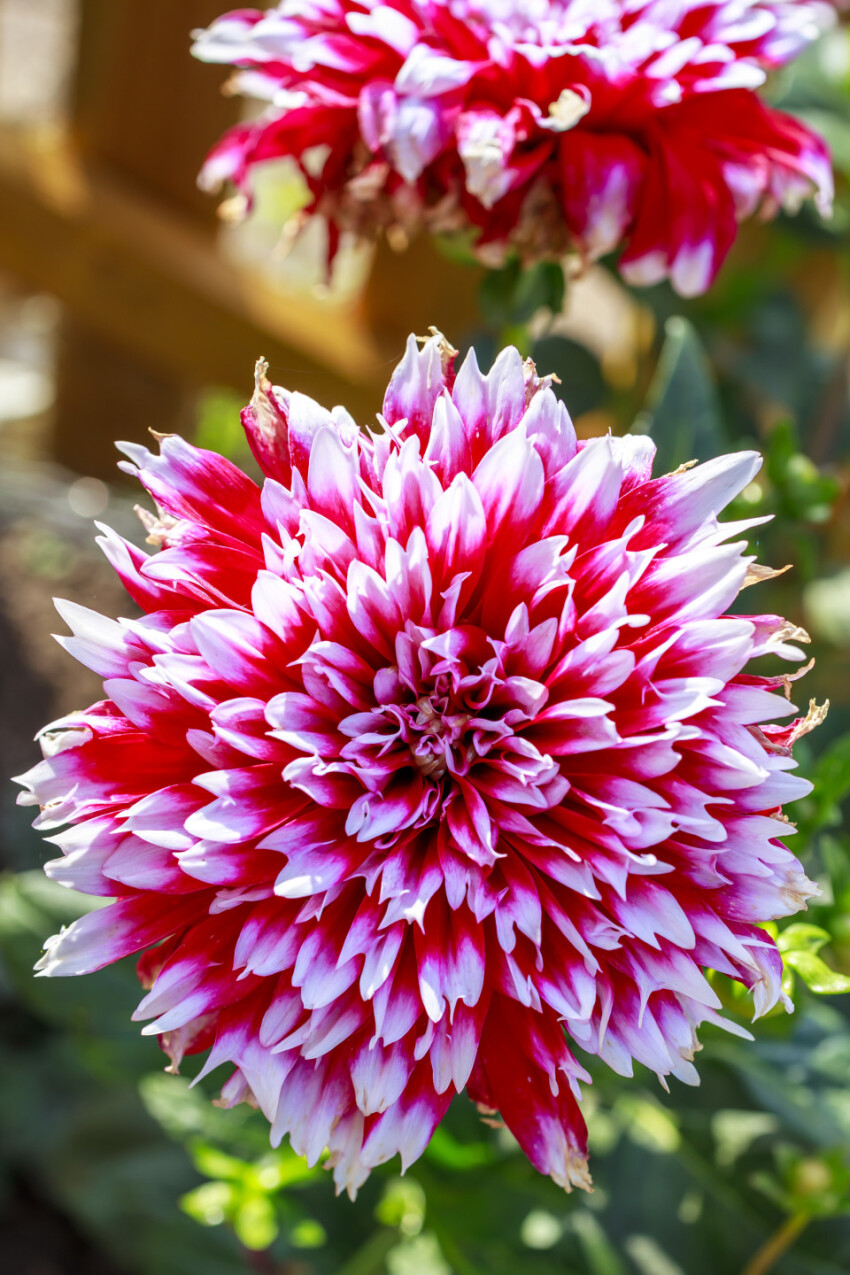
409,695,472,779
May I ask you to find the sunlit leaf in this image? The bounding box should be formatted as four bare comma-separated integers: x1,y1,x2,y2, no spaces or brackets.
785,950,850,995
232,1192,278,1251
778,924,831,957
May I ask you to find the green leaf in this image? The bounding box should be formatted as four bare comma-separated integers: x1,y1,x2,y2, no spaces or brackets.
778,924,831,957
139,1074,250,1144
425,1125,495,1170
765,419,839,524
634,317,726,473
251,1146,321,1190
232,1191,278,1251
785,951,850,995
181,1180,236,1228
531,335,605,418
799,733,850,828
478,259,565,330
189,1142,251,1184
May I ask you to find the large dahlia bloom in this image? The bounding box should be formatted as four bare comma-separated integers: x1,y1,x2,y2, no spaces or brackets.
192,0,833,294
18,333,819,1193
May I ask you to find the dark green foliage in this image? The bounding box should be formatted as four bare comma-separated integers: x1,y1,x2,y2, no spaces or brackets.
531,336,606,420
479,259,566,348
633,317,727,473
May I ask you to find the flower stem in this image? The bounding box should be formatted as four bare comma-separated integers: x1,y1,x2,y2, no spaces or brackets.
742,1212,810,1275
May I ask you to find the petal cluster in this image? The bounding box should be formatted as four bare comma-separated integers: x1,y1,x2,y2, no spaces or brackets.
193,0,833,293
17,333,819,1193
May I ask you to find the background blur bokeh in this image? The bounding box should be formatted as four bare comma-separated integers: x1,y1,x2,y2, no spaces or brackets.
2,4,850,1274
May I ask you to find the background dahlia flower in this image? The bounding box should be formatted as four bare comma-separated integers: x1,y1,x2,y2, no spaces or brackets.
17,332,820,1194
192,0,834,294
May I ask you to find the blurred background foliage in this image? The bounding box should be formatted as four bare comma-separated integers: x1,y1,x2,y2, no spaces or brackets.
2,8,850,1275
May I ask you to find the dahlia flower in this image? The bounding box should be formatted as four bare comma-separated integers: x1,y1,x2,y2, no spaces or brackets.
192,0,833,295
18,332,819,1194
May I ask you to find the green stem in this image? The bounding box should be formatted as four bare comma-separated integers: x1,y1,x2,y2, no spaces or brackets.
741,1212,811,1275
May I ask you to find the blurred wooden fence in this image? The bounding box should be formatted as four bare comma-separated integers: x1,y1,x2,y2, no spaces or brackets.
0,0,480,475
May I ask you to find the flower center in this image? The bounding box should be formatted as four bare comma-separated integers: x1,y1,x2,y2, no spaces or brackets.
337,660,513,795
408,694,473,779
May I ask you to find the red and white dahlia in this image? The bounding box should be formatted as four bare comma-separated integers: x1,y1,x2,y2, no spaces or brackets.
18,333,819,1193
192,0,834,294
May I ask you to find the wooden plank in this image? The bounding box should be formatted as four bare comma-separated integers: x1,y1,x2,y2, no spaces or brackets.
0,125,387,417
50,2,247,472
72,0,239,222
52,318,195,478
363,234,485,354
